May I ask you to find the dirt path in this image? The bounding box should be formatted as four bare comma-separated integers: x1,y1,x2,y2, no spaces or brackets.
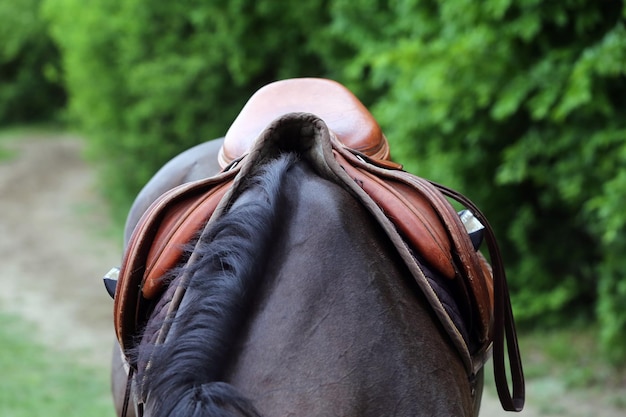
0,134,621,416
0,134,119,365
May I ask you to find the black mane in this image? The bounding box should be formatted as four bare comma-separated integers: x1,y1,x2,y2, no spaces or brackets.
136,153,297,417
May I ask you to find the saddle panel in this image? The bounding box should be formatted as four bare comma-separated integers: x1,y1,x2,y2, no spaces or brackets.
219,78,391,167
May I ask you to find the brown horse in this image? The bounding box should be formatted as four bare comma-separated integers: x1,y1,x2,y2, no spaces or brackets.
108,79,523,417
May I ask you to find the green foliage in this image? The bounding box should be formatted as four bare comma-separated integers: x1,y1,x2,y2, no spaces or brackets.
42,0,626,361
0,0,65,124
327,0,626,360
0,313,114,417
42,0,332,221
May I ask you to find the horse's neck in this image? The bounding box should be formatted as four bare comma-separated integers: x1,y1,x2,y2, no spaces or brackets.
225,162,475,416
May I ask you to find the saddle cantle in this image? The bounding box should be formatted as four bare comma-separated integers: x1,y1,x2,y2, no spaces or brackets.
113,78,524,412
219,78,392,168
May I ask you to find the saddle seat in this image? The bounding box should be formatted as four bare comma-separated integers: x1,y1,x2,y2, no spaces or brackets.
219,78,393,168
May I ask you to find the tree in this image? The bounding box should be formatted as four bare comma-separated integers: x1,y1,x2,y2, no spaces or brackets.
0,0,65,124
43,0,330,221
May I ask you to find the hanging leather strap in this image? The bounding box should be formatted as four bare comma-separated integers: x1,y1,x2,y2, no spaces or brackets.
121,366,134,417
431,183,525,411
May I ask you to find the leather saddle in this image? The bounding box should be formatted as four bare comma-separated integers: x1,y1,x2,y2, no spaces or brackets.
112,78,524,411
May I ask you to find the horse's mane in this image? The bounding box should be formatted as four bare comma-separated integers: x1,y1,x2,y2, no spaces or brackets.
135,153,298,417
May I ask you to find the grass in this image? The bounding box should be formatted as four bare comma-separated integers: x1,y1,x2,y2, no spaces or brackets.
518,326,624,388
483,326,626,414
484,325,625,386
0,313,115,417
0,132,17,162
0,124,70,162
0,146,16,161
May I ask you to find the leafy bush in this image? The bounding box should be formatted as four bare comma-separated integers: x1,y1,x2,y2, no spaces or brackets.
0,0,65,125
42,0,332,221
44,0,626,361
327,0,626,361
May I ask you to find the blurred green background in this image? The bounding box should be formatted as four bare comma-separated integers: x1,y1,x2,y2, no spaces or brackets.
1,0,625,413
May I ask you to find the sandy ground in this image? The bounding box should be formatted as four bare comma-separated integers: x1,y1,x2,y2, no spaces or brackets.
0,134,622,416
0,134,118,365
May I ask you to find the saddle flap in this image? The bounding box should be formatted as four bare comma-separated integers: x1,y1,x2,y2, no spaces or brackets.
114,169,238,351
219,78,391,167
332,147,494,344
335,152,457,280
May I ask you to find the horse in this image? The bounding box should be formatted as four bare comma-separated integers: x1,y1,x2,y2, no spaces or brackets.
107,79,524,417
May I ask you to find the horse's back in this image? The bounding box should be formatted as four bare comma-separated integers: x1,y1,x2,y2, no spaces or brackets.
224,160,476,416
124,138,224,244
